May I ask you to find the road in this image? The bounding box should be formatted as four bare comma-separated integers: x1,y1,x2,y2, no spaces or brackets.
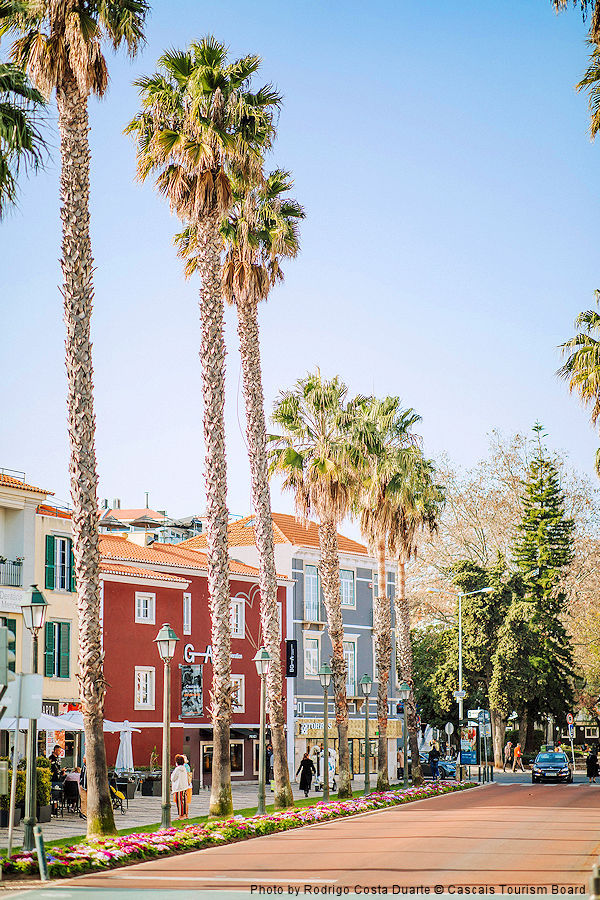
28,781,593,896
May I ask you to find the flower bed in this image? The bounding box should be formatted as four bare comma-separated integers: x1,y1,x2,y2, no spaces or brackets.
2,781,475,880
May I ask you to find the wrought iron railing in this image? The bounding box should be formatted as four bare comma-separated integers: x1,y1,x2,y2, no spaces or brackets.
0,561,23,587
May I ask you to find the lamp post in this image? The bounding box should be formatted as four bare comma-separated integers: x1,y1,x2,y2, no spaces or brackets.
154,623,179,829
318,664,332,800
359,674,372,794
397,681,411,790
254,647,271,815
21,585,48,851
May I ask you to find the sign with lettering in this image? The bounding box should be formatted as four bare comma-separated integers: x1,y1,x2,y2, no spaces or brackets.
183,643,242,665
285,640,297,677
180,664,203,718
0,589,24,615
460,724,477,765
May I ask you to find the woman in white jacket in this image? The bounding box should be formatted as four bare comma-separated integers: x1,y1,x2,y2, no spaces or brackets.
171,754,190,818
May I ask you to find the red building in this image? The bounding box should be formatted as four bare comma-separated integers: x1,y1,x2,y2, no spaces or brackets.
99,535,290,785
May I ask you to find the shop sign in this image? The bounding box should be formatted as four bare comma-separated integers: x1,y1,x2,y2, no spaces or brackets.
180,664,203,718
0,588,24,615
285,640,297,677
184,643,242,664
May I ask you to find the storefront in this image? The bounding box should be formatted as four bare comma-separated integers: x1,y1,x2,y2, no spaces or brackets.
184,726,261,788
295,717,403,778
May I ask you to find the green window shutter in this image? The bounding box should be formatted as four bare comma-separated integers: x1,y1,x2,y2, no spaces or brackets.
5,619,16,673
58,622,70,679
45,536,55,590
69,540,76,593
44,622,55,677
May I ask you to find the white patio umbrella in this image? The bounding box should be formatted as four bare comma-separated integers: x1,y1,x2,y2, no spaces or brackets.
0,713,85,731
114,720,136,773
54,711,127,733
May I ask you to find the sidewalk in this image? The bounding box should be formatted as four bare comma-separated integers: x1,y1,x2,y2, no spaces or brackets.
0,775,377,848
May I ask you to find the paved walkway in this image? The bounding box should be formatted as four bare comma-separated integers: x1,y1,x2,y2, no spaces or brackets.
63,782,600,893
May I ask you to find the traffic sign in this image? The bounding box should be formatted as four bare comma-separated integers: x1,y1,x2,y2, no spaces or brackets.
568,723,575,738
445,722,455,736
566,713,574,725
478,710,491,724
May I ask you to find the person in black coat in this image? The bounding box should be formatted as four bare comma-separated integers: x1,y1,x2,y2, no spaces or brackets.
587,748,599,783
296,752,316,797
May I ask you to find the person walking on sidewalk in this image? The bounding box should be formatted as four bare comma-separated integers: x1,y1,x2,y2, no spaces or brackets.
171,754,190,819
512,742,525,772
428,742,440,780
503,741,514,772
587,747,598,784
296,752,316,798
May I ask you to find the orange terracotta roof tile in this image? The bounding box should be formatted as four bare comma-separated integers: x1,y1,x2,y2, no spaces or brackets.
179,512,368,556
37,504,72,520
99,508,167,523
100,561,188,584
0,473,52,495
99,535,264,578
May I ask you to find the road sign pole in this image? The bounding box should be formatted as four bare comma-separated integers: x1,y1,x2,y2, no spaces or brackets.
7,674,23,859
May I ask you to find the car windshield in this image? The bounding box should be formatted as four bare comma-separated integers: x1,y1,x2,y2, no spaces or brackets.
536,753,567,763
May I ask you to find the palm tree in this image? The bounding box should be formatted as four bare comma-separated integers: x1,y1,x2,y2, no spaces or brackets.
128,39,280,816
1,0,148,837
356,399,421,789
387,452,444,787
552,1,600,42
270,373,373,799
558,293,600,474
577,43,600,137
0,61,45,217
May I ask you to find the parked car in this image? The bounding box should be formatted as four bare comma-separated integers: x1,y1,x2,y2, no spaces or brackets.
418,753,457,780
531,751,573,784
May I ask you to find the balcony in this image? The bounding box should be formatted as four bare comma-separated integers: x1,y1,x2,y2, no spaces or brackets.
0,560,23,587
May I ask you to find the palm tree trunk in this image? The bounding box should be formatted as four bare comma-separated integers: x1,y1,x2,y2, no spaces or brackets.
375,536,390,790
395,556,423,785
56,74,115,837
197,215,233,817
236,298,292,808
318,521,352,798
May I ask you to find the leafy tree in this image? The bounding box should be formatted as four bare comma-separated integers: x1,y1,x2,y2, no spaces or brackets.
0,61,45,217
559,294,600,473
1,0,149,838
128,38,280,817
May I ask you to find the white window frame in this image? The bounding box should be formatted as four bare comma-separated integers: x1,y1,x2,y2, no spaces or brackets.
183,592,192,635
231,674,245,713
135,591,156,624
230,596,245,639
277,601,283,640
303,632,320,680
585,726,599,738
340,569,355,608
343,635,358,696
55,536,70,591
134,666,155,710
304,564,320,621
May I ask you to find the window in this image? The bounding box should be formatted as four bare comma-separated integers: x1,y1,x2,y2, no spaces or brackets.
304,565,319,621
0,618,16,674
585,726,599,738
44,621,70,678
231,674,245,713
343,639,356,695
183,593,191,635
304,636,319,678
340,570,355,607
203,742,243,774
230,597,245,638
45,535,75,592
135,592,155,624
134,666,155,709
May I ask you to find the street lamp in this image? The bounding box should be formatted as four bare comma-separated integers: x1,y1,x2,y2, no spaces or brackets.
21,585,48,851
359,674,373,793
154,623,179,829
253,647,271,815
397,681,411,790
318,664,332,800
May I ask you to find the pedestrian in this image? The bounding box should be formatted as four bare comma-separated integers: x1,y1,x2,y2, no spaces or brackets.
183,753,193,812
268,745,275,792
512,742,525,772
79,756,87,819
48,744,63,784
428,742,440,780
397,747,404,780
171,754,189,818
587,747,598,784
296,752,316,798
503,741,514,772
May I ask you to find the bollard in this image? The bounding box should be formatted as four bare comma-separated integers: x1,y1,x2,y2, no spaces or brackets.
33,825,49,883
477,766,481,783
489,765,494,782
589,864,600,900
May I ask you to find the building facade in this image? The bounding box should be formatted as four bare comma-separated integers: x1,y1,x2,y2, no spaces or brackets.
181,512,403,781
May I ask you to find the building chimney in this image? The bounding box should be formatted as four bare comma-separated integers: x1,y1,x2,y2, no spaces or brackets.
145,492,149,509
112,498,121,510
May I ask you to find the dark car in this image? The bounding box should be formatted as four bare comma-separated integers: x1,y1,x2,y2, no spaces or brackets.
531,751,573,784
418,753,457,780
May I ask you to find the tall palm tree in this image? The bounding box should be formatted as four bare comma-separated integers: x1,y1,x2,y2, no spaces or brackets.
577,43,600,137
387,453,444,787
356,398,421,789
177,170,304,808
270,373,373,799
0,61,45,217
127,39,280,816
558,293,600,474
553,0,600,42
1,0,148,837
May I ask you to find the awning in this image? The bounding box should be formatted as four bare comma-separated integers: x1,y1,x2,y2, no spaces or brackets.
0,713,85,732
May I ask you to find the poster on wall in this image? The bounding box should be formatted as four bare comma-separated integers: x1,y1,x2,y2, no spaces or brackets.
460,725,477,765
180,664,203,717
45,730,65,757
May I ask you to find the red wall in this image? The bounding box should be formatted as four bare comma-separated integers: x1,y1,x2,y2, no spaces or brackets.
101,571,287,770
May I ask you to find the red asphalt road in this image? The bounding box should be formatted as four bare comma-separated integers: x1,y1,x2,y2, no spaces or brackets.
70,784,600,892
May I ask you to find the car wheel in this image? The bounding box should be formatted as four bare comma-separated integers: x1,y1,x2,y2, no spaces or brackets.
532,776,537,784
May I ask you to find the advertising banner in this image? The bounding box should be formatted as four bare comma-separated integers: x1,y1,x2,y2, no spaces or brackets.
460,724,478,765
286,640,298,677
180,664,203,718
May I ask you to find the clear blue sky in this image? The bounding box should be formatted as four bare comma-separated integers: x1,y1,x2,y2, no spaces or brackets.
1,0,599,521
